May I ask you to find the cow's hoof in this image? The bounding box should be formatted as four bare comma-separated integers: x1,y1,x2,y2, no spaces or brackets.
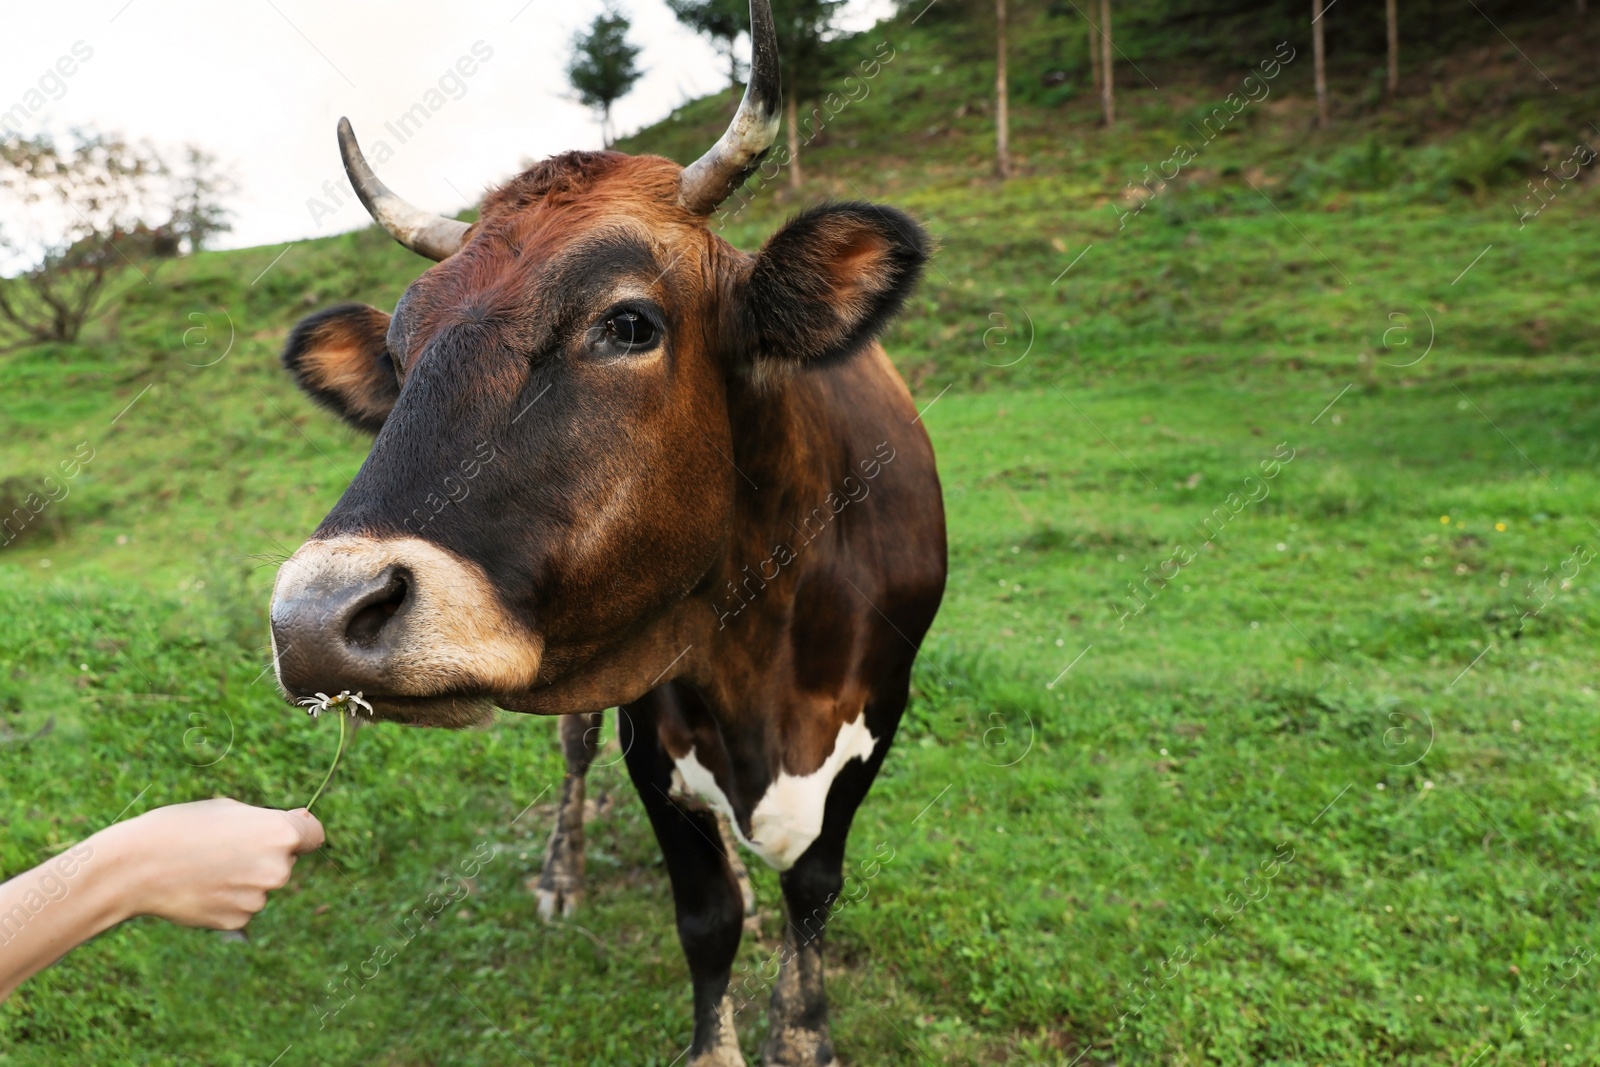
534,882,582,920
534,814,586,919
531,840,584,919
761,1027,834,1066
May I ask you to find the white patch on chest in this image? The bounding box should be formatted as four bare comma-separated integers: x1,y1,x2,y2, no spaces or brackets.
672,714,877,871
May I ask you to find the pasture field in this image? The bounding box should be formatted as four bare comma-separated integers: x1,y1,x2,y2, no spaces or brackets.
5,11,1600,1064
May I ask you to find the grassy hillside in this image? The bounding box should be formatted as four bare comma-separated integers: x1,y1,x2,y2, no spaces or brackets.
3,6,1599,1065
623,6,1600,388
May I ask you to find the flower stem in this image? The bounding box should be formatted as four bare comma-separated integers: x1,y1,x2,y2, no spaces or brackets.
306,708,347,813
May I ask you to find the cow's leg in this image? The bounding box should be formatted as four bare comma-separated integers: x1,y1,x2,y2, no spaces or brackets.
717,810,758,919
623,691,747,1067
763,701,901,1067
535,709,603,919
761,823,850,1065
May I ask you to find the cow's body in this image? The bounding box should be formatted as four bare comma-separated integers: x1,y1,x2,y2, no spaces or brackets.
592,346,944,1063
268,12,943,1059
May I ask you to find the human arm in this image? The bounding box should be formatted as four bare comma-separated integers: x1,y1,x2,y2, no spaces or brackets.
0,799,324,1001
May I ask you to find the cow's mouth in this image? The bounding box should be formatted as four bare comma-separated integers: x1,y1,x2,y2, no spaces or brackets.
270,534,542,723
330,692,499,729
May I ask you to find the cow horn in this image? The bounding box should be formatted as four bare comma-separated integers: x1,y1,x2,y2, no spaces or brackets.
337,117,471,261
677,0,782,216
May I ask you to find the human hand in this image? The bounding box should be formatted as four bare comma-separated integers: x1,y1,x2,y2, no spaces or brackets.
99,799,325,930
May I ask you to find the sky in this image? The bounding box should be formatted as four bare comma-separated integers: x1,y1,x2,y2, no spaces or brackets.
0,0,893,255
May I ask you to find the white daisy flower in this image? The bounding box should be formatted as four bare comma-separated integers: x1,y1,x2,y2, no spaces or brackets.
297,690,373,718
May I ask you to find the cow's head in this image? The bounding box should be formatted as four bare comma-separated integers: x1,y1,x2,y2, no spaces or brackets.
269,0,929,726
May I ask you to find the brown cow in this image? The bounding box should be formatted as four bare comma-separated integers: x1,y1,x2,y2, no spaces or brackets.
269,3,945,1062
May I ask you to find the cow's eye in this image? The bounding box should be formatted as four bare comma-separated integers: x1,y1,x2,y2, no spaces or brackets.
594,309,659,355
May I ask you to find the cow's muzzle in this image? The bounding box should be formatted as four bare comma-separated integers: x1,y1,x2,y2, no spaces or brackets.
269,535,541,723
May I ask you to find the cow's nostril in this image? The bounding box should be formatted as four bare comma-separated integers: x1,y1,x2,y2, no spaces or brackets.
345,568,409,649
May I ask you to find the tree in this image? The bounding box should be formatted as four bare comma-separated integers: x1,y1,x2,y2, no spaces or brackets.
1087,7,1101,107
567,6,644,148
1312,0,1329,125
1384,0,1399,96
667,0,747,90
774,0,845,190
995,0,1010,178
1099,0,1114,127
0,131,177,348
171,145,236,255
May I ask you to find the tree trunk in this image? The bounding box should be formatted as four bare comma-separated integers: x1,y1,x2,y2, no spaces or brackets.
995,0,1011,178
1385,0,1399,95
786,95,802,191
1087,9,1101,101
1312,0,1329,126
1099,0,1114,127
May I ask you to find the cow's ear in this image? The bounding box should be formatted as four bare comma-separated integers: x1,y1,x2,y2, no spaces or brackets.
734,201,930,377
281,303,398,434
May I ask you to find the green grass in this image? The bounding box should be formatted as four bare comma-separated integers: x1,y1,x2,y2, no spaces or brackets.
6,357,1599,1065
4,8,1600,1065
